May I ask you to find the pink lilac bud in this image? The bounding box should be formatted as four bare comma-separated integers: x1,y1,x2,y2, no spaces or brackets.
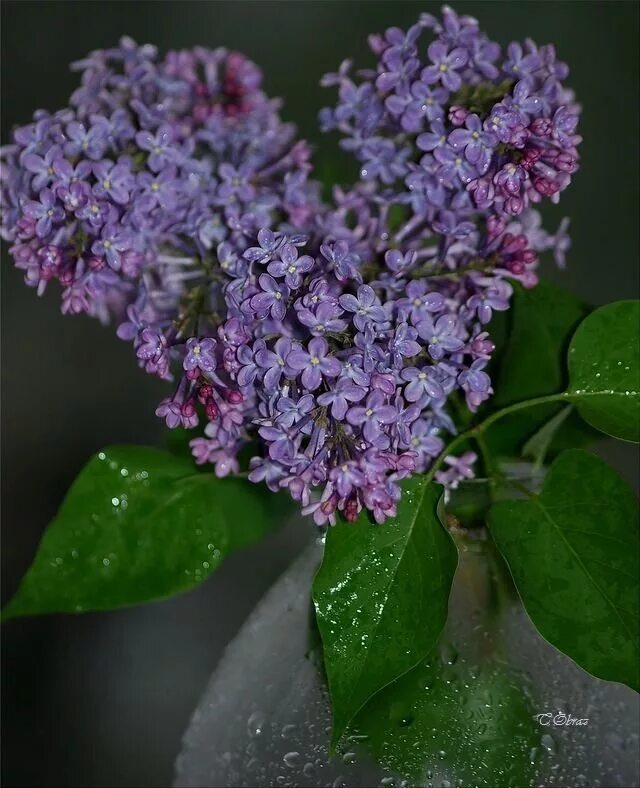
448,105,469,126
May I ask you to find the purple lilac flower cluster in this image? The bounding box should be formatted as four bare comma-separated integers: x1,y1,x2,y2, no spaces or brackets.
1,8,581,526
0,38,319,327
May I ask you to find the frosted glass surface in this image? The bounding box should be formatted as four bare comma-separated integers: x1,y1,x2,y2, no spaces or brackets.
175,540,639,788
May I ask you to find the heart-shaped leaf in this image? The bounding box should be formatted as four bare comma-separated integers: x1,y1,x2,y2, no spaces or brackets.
484,279,592,458
313,477,457,747
3,445,288,619
568,300,640,442
488,449,639,691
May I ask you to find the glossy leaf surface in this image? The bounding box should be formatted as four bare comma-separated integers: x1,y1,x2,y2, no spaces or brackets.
3,445,287,618
489,449,639,691
568,300,640,441
313,477,457,746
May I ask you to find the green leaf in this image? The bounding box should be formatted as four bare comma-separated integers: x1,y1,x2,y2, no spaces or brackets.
352,646,538,787
348,539,539,787
484,279,592,458
522,404,573,470
3,445,288,619
488,449,639,691
567,300,640,442
312,477,457,747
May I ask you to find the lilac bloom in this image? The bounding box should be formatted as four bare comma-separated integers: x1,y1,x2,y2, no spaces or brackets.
91,222,132,270
408,419,444,459
52,157,92,186
432,210,476,239
259,424,296,463
354,325,383,372
135,125,180,172
434,144,477,184
458,359,492,411
392,397,422,445
243,227,285,264
385,248,417,275
76,195,111,228
401,366,445,402
551,106,580,148
183,337,217,375
375,50,419,93
339,284,387,330
267,243,314,288
448,113,497,174
404,167,446,210
92,160,133,205
416,314,464,359
156,397,183,429
467,285,511,324
388,322,421,367
236,340,266,387
217,162,256,201
397,280,445,324
503,42,541,80
360,137,410,184
22,145,62,190
320,241,361,282
421,41,468,91
136,327,168,363
255,337,294,391
438,5,480,47
57,179,90,212
216,242,246,278
484,103,524,145
346,391,397,444
301,278,338,310
329,460,365,499
275,393,315,428
469,37,501,81
341,354,370,387
288,337,341,391
249,273,289,321
417,119,448,153
137,168,179,211
318,378,365,420
401,81,447,130
494,162,527,197
335,80,383,133
504,80,543,123
436,451,477,489
296,301,347,336
64,118,109,159
551,217,571,268
23,189,64,238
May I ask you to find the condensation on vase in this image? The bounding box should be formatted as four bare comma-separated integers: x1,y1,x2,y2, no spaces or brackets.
174,539,639,788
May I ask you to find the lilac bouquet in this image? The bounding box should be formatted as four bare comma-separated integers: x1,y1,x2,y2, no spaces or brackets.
3,9,638,777
1,6,581,526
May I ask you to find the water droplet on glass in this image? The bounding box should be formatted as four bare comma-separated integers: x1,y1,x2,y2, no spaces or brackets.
283,751,300,769
247,711,265,737
541,732,557,755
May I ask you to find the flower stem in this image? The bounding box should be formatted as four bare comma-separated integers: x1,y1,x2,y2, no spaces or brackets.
425,391,569,485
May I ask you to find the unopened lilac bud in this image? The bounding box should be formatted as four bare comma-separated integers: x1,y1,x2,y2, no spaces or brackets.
448,105,469,127
371,372,395,396
223,388,244,405
205,400,219,421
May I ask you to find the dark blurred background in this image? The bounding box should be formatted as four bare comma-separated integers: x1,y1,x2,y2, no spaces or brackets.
1,2,638,786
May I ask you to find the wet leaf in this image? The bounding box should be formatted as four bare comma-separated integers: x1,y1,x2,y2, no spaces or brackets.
349,538,540,787
312,477,457,747
488,449,639,691
567,300,640,442
3,445,288,619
